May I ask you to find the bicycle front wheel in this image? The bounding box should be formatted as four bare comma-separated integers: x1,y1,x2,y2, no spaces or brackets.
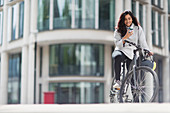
119,66,159,103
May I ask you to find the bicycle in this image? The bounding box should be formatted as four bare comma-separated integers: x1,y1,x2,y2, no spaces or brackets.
110,40,159,103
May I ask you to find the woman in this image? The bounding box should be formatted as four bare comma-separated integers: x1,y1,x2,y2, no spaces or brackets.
112,10,153,90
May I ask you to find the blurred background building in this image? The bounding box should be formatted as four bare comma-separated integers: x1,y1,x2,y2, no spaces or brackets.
0,0,170,104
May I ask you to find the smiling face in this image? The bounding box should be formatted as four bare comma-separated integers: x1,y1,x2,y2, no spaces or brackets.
124,14,133,27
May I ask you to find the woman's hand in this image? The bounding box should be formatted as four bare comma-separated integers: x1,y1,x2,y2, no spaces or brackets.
148,51,154,56
122,29,133,43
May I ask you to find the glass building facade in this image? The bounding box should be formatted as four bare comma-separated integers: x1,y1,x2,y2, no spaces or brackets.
49,82,104,104
53,0,71,29
8,53,22,104
0,11,3,45
19,2,24,38
152,10,156,45
49,44,104,76
7,1,24,41
38,0,50,31
169,19,170,50
99,0,115,30
38,0,115,31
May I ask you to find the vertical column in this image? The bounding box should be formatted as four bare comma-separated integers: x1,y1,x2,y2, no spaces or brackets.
146,0,152,50
143,5,146,34
115,0,123,25
0,0,8,105
27,43,35,104
0,53,8,104
42,46,49,103
104,45,112,103
125,0,131,10
20,0,30,104
21,46,28,104
136,1,139,20
27,0,38,104
145,1,155,100
163,0,170,102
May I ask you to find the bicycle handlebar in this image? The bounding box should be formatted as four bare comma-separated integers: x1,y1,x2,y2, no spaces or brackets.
124,40,151,57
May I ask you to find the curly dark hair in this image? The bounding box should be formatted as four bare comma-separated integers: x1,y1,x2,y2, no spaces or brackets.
117,10,139,37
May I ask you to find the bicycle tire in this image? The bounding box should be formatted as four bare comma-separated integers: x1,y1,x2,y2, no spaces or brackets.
119,66,159,103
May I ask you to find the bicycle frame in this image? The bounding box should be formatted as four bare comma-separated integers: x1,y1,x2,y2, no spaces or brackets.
132,48,141,89
110,40,159,103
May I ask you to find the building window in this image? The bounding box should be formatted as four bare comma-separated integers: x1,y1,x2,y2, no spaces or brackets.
168,18,170,51
8,53,21,104
0,0,3,6
157,59,163,103
158,13,161,47
40,47,43,77
39,84,42,104
131,0,136,16
38,0,115,31
157,0,161,8
152,0,163,9
49,44,104,76
0,56,1,84
19,1,24,38
53,0,72,29
49,82,104,104
151,0,155,5
0,12,3,45
139,4,143,27
99,0,115,30
168,0,170,14
152,10,156,45
75,0,95,29
38,0,50,31
11,4,17,41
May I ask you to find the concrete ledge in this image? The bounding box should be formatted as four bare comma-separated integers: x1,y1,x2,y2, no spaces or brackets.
0,103,170,113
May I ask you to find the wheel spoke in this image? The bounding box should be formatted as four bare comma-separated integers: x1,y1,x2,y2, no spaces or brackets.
119,66,159,103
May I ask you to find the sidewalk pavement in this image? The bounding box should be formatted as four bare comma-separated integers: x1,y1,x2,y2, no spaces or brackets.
0,103,170,113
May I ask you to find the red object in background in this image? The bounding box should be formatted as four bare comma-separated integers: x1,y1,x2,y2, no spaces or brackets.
44,92,55,104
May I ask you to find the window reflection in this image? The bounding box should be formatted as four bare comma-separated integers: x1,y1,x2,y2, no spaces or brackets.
8,53,21,104
158,13,161,47
38,0,115,30
152,10,156,45
53,0,72,29
0,12,3,44
38,0,50,31
49,44,104,76
19,2,24,38
0,0,3,6
49,82,104,104
11,4,17,41
132,0,136,16
168,0,170,14
75,0,95,29
99,0,115,30
139,4,143,27
169,19,170,50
